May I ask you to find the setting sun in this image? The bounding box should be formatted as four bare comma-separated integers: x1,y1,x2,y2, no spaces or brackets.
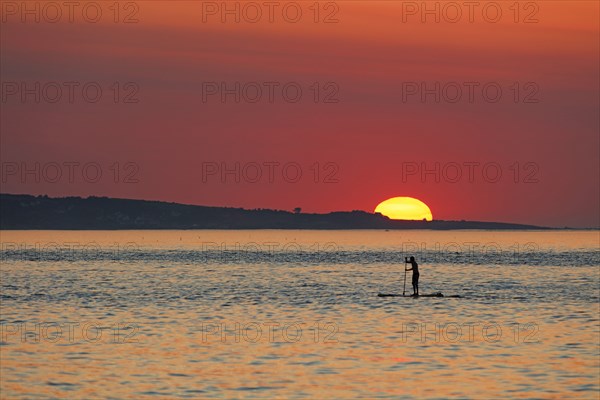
374,197,433,221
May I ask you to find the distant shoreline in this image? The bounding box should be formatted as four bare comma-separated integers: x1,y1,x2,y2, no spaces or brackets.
0,193,568,230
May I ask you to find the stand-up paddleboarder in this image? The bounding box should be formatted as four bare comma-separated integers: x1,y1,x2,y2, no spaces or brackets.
405,256,419,296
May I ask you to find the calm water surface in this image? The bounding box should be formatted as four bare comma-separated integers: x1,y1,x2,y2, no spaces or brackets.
1,230,599,399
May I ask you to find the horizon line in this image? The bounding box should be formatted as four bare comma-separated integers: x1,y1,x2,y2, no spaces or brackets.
3,192,596,230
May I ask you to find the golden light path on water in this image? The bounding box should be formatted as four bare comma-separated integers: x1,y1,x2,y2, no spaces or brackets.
1,230,599,398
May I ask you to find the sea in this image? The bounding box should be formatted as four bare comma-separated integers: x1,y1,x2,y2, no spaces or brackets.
0,230,599,399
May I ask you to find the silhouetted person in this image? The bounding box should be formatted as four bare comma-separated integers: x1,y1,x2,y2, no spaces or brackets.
405,256,419,296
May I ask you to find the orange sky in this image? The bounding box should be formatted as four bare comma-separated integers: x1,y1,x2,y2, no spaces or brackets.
1,1,599,227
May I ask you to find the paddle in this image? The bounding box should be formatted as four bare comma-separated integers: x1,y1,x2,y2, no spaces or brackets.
403,258,408,297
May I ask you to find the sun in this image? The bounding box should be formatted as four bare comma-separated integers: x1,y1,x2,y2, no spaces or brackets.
374,197,433,221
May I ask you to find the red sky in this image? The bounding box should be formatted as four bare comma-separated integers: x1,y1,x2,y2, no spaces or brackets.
1,1,599,228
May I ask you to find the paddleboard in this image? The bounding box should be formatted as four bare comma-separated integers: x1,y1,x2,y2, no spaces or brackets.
377,293,462,298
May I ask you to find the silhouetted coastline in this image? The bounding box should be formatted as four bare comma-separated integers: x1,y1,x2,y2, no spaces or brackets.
0,194,551,230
